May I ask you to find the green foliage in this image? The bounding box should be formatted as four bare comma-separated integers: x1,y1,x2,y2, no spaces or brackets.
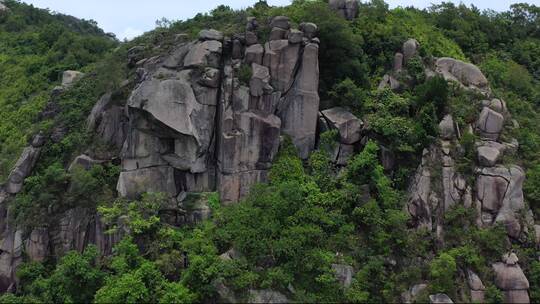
0,0,116,179
328,78,365,111
524,164,540,214
99,192,167,235
429,253,457,295
237,63,252,86
484,285,504,304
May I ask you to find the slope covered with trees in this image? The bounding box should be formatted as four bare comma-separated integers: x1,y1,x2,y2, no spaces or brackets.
0,0,539,303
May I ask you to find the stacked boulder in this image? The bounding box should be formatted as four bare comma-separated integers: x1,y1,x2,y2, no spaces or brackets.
320,107,364,165
379,38,420,91
219,16,320,203
400,38,534,243
492,253,530,303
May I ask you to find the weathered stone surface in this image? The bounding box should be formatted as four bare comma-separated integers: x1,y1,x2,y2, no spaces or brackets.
68,154,105,172
61,70,84,87
467,269,485,291
162,42,192,68
482,98,506,113
476,107,504,140
24,229,48,262
477,144,502,167
249,289,289,304
299,22,318,39
0,1,8,11
402,284,428,304
288,29,303,44
493,253,530,303
535,225,540,247
245,44,264,65
250,63,273,97
219,248,243,261
277,43,319,158
332,264,354,288
199,29,223,41
407,150,433,230
429,293,454,304
321,107,363,144
439,114,455,140
117,166,177,199
329,0,359,20
394,52,404,72
378,74,400,91
381,145,395,171
246,17,258,31
6,146,41,194
184,40,222,68
264,40,300,92
245,31,258,46
477,166,526,238
269,27,288,41
270,16,291,30
336,144,354,166
403,39,420,64
435,57,489,91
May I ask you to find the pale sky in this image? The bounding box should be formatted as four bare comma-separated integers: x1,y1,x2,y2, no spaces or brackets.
21,0,540,40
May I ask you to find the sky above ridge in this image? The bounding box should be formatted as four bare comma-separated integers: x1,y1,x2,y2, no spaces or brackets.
22,0,540,40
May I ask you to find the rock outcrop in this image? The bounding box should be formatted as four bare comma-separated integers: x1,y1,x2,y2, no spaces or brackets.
328,0,359,20
492,253,530,304
435,57,489,93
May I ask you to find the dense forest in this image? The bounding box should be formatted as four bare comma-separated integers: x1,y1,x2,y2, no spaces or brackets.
0,0,539,303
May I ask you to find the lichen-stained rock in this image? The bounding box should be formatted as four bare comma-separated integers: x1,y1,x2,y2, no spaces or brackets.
277,43,320,159
394,52,404,72
87,93,128,150
288,29,303,44
476,166,527,238
117,166,177,199
402,284,428,304
263,40,300,93
321,107,363,144
435,57,489,92
269,27,288,41
68,154,106,172
467,269,486,303
249,289,289,304
218,170,268,205
378,74,400,91
329,0,359,20
6,146,41,194
476,107,504,140
493,253,530,304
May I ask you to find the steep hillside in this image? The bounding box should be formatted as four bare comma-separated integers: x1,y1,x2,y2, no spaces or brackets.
0,0,539,303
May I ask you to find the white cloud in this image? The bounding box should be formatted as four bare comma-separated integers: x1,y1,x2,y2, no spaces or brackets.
119,27,144,41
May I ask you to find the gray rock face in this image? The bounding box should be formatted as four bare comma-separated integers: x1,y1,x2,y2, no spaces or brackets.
117,166,177,199
476,107,504,140
378,74,400,91
403,39,420,64
439,114,456,140
329,0,359,20
199,29,223,41
394,52,404,72
477,141,504,167
270,16,291,30
245,44,264,65
493,253,530,304
435,58,489,92
402,284,428,304
429,293,454,304
6,146,41,194
321,107,363,145
61,70,85,87
68,154,105,172
249,289,289,303
299,22,318,39
476,166,526,238
277,43,320,159
331,264,354,288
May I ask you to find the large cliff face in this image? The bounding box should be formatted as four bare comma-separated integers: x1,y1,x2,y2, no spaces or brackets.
116,17,320,204
0,16,322,291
